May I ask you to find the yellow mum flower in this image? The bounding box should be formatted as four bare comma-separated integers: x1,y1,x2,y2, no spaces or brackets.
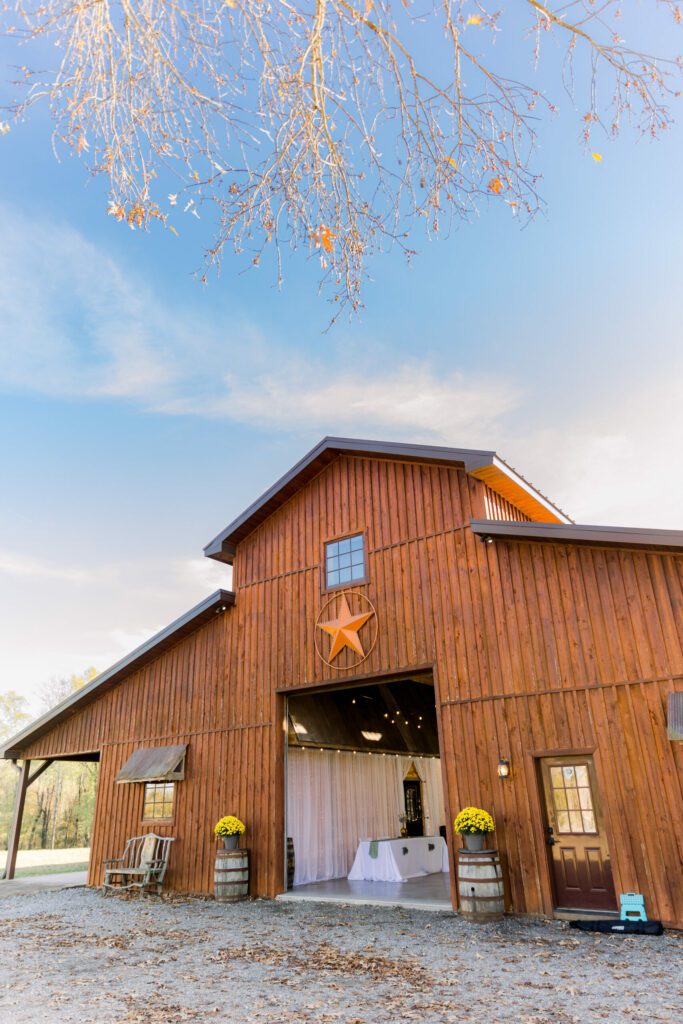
454,806,495,834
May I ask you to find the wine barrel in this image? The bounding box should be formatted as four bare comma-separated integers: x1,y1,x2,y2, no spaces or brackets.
456,849,504,922
214,849,250,902
286,837,295,890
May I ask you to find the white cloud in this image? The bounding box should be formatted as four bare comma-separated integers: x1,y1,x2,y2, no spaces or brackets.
163,364,522,446
0,551,92,582
512,373,683,528
0,204,522,447
0,204,200,403
1,202,682,534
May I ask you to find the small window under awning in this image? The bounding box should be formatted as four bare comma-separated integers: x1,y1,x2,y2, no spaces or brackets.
115,744,187,783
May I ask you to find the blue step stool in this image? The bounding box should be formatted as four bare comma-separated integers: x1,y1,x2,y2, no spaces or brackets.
620,893,648,921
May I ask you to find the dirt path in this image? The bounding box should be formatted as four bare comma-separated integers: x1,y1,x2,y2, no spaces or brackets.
0,889,680,1023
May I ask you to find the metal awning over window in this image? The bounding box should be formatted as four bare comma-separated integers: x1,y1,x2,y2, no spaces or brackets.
115,744,187,783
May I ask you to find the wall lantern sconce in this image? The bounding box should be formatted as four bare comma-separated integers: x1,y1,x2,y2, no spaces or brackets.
497,757,511,780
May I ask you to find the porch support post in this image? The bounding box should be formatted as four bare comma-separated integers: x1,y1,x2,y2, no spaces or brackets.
2,759,30,881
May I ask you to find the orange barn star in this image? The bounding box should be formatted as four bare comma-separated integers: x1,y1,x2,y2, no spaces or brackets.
317,593,375,661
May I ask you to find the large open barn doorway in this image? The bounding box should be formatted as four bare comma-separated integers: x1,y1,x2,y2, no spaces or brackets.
283,674,451,909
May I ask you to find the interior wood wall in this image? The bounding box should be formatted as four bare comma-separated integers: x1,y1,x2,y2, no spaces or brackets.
20,455,683,925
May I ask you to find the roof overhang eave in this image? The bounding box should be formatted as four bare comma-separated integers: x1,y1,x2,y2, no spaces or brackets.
204,436,569,558
1,589,235,760
471,519,683,550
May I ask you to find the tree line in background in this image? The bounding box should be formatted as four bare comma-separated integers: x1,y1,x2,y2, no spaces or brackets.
0,671,99,852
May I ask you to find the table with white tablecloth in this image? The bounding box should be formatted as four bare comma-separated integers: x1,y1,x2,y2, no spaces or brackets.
347,836,449,883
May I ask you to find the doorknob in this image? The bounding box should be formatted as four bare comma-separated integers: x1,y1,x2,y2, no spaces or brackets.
544,826,556,846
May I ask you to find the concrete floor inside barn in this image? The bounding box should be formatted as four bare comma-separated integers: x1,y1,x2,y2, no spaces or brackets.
279,871,452,910
1,887,680,1024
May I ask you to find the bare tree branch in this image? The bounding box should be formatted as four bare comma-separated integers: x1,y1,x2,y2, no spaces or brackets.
2,1,680,316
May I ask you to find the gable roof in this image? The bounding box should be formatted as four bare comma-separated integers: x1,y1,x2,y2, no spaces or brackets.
1,589,235,760
204,436,571,563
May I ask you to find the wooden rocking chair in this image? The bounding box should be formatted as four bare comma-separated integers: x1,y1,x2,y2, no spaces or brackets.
102,833,175,896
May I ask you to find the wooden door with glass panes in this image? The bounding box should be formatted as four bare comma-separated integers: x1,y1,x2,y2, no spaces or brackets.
539,755,616,911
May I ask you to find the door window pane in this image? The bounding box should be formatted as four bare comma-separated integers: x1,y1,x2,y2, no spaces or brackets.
557,811,570,832
579,788,592,810
569,811,584,832
550,762,598,835
582,811,596,833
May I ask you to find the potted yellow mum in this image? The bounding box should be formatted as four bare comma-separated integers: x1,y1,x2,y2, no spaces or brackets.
214,815,246,850
454,807,495,851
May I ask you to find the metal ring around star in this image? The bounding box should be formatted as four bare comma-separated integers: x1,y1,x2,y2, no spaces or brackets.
314,590,379,670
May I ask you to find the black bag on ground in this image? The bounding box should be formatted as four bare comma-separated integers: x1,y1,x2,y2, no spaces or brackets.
570,919,664,935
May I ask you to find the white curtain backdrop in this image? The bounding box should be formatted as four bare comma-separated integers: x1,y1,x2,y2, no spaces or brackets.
286,748,447,885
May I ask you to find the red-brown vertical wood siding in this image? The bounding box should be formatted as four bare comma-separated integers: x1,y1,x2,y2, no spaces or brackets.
20,455,683,925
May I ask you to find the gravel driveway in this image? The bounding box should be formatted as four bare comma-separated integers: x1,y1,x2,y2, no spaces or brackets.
0,888,680,1023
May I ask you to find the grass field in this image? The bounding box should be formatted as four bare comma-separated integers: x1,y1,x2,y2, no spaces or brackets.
13,862,89,878
0,847,90,877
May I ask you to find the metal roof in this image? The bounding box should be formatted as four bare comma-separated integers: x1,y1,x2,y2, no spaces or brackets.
204,437,571,562
116,744,188,783
1,589,235,760
470,519,683,551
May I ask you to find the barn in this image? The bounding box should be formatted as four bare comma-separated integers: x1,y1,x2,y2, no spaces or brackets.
3,437,683,925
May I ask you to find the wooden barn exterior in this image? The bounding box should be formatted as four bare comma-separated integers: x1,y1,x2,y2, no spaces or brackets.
3,438,683,926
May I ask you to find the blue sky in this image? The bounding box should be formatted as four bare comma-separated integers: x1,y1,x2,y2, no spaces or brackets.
1,10,682,711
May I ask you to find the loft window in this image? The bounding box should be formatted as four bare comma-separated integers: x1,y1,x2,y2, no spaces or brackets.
325,533,366,588
142,782,175,821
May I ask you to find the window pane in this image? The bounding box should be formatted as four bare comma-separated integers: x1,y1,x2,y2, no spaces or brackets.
575,765,589,787
325,533,365,588
578,788,593,810
569,811,583,832
554,790,567,810
566,789,580,810
143,782,174,820
556,811,571,833
550,767,564,787
563,766,576,782
582,811,596,833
